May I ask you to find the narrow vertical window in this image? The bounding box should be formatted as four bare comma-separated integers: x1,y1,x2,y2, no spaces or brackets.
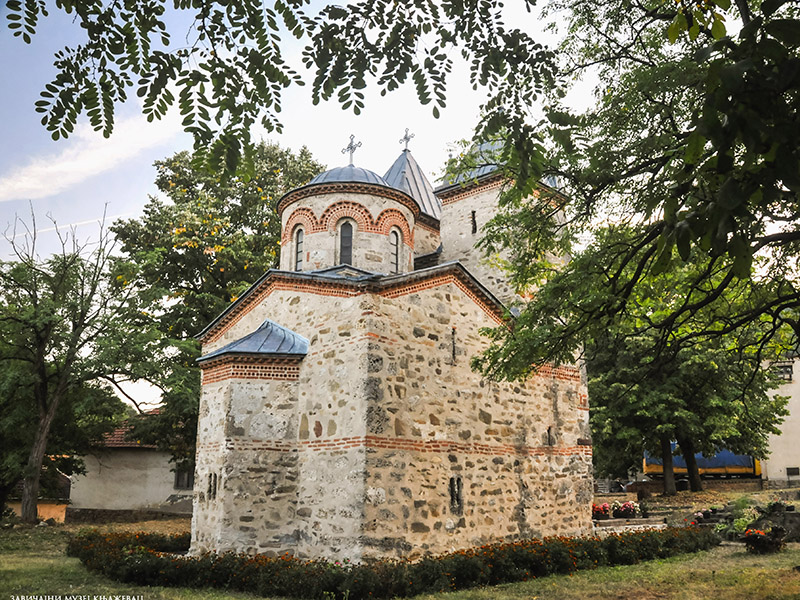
449,476,464,515
390,230,400,273
294,228,304,271
471,210,477,234
340,221,353,265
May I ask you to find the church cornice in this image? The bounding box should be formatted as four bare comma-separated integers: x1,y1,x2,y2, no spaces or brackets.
435,172,570,208
197,262,510,346
435,171,505,202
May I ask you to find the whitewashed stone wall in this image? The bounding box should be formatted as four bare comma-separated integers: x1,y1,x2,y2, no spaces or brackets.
762,357,800,488
70,449,190,512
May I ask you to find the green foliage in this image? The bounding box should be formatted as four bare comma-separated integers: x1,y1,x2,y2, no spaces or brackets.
467,0,800,387
110,142,323,466
66,527,720,599
742,527,786,554
5,0,556,176
0,226,160,520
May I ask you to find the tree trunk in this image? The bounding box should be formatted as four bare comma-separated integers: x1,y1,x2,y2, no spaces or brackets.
660,435,677,496
678,437,703,492
20,398,60,523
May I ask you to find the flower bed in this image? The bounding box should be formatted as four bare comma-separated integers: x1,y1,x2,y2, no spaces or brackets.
67,527,720,599
742,527,786,554
612,500,639,519
592,503,610,520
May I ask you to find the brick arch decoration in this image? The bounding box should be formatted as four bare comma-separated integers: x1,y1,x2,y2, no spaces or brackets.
374,208,414,247
281,202,414,247
319,201,373,234
283,207,318,243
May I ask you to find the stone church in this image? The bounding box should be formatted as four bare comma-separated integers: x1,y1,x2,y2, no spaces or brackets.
191,135,593,561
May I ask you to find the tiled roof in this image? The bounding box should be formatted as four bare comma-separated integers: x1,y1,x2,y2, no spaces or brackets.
197,261,509,343
102,423,157,449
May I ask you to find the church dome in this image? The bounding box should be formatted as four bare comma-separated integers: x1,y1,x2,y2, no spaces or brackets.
307,165,391,187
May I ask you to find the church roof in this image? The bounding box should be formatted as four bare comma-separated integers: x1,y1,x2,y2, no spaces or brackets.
308,264,383,281
307,165,390,187
197,319,308,363
383,150,442,220
197,262,509,344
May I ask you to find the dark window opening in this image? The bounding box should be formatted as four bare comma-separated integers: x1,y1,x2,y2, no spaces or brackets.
471,210,477,234
449,475,463,515
208,472,218,500
294,228,304,271
390,230,400,273
340,222,353,265
788,467,800,477
547,426,555,446
451,327,457,363
174,467,194,490
772,361,794,382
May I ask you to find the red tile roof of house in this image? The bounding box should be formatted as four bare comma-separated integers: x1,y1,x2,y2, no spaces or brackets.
102,409,160,448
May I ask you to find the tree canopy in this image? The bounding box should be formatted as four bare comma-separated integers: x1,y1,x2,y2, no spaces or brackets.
0,224,156,521
5,0,555,175
585,275,787,490
111,142,323,465
6,0,799,354
463,0,799,378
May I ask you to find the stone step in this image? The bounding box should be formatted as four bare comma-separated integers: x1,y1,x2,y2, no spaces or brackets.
594,517,667,528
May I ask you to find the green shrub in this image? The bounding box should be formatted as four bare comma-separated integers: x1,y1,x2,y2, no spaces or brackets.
67,526,720,599
742,527,786,554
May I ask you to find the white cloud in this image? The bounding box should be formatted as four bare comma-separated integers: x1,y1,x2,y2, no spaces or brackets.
0,111,182,203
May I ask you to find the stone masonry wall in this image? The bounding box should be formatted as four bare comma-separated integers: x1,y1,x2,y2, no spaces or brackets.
196,290,378,560
413,222,441,258
194,271,592,560
357,281,593,559
279,192,416,274
438,180,515,303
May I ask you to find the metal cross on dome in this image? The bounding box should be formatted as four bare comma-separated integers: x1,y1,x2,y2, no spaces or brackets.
399,128,415,150
341,134,362,166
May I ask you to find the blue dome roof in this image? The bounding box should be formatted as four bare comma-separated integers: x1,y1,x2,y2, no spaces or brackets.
308,165,391,187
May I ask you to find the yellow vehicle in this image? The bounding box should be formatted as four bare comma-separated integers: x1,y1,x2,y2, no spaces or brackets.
643,448,761,478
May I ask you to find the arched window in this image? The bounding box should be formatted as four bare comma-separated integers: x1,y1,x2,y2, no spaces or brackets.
339,221,353,265
389,230,400,273
294,228,304,271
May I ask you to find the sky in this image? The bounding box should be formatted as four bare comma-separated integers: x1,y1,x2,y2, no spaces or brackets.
0,4,585,260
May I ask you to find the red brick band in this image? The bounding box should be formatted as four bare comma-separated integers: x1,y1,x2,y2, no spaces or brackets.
279,182,421,220
283,201,414,247
197,435,592,457
532,364,582,382
201,357,302,384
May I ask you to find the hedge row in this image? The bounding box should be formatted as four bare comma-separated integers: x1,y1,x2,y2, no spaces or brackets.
67,527,720,599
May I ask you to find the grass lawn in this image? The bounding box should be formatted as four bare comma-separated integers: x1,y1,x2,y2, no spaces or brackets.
2,519,800,600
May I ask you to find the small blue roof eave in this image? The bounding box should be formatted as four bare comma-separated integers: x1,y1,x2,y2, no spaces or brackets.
197,318,308,364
